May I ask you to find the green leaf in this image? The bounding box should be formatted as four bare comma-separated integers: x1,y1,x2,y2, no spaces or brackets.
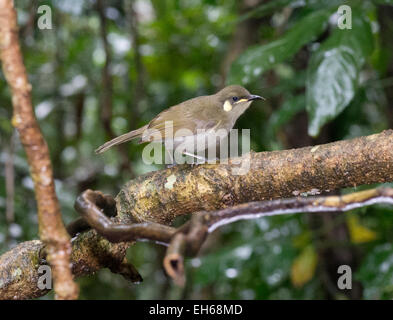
290,245,318,288
306,13,374,137
227,9,332,85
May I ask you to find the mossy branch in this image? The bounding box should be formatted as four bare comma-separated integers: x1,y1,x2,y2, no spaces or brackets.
1,130,393,298
0,230,138,299
116,130,393,224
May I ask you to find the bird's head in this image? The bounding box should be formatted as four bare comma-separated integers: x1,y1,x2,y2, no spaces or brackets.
216,85,263,119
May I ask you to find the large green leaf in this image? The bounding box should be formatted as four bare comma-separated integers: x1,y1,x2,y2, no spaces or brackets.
227,9,332,85
306,13,374,137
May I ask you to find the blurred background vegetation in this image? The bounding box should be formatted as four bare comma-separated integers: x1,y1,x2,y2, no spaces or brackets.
1,0,393,299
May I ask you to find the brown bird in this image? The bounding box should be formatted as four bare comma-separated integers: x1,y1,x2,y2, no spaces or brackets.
95,85,263,163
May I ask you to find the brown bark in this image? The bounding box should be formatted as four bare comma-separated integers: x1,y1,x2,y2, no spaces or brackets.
0,230,137,299
0,130,393,298
116,130,393,224
162,188,393,285
1,186,391,299
0,0,78,299
1,127,391,299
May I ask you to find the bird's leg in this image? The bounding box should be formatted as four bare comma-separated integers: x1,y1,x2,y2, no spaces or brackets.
182,151,206,165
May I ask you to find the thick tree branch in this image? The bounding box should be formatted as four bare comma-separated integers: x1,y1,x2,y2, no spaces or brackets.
1,130,393,298
57,186,393,287
2,186,392,298
74,190,176,244
0,0,78,299
116,130,393,224
0,230,138,299
162,188,393,285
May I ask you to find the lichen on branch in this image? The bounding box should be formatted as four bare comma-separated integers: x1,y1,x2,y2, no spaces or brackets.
1,130,393,299
116,130,393,224
0,230,137,299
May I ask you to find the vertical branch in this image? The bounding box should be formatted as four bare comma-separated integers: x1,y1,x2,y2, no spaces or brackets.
21,0,37,39
75,91,86,140
124,0,145,127
51,11,67,179
96,0,115,139
0,0,78,299
219,0,266,87
96,0,133,175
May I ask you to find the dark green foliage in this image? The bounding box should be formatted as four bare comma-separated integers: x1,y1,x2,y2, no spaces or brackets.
228,9,333,85
306,9,374,136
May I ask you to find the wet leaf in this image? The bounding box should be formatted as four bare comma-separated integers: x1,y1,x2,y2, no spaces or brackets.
306,12,374,137
227,9,332,85
347,214,377,244
290,245,318,288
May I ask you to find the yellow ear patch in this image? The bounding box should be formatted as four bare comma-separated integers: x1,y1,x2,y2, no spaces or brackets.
223,100,232,112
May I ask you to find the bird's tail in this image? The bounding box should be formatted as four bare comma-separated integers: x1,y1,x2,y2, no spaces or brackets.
95,125,147,154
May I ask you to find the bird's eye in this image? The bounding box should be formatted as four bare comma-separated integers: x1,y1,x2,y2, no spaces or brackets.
232,96,239,102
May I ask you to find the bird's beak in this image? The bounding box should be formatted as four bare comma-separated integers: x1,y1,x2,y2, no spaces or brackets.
247,94,265,101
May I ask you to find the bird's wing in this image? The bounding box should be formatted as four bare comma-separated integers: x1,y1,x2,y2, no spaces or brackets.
140,100,220,143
